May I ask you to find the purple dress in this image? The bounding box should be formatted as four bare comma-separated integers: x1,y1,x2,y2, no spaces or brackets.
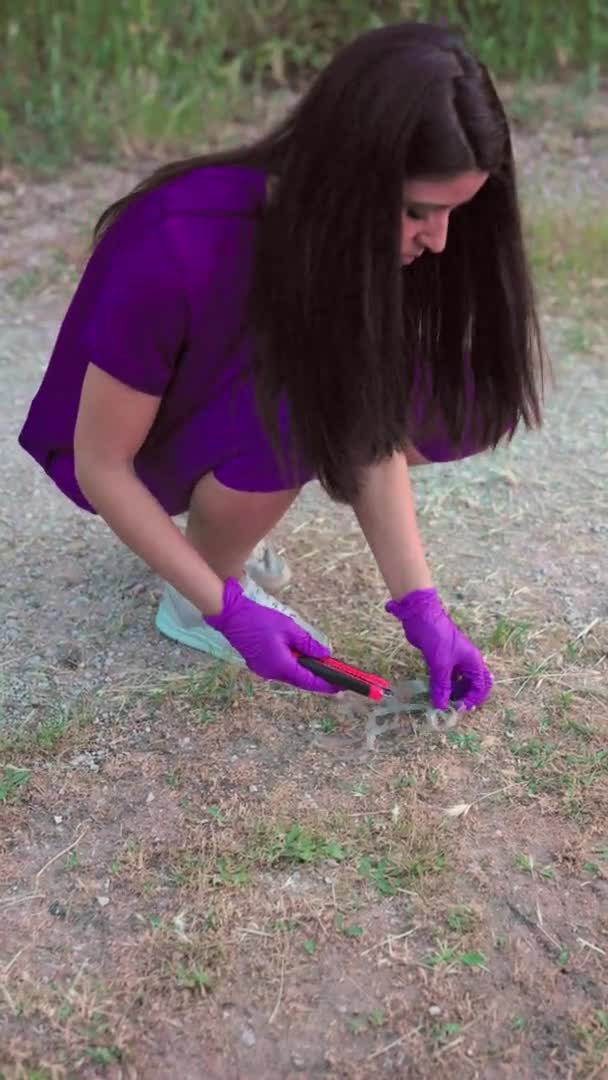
18,165,480,515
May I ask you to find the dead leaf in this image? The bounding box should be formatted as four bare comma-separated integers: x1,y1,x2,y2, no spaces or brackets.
444,802,472,818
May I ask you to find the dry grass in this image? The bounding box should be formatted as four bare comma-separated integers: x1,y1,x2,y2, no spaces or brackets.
1,558,607,1077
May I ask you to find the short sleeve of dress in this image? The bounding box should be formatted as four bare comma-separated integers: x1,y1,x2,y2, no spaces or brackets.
79,217,187,397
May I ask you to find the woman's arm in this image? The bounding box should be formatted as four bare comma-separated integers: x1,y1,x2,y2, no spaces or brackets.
353,450,493,711
351,451,432,598
74,363,225,616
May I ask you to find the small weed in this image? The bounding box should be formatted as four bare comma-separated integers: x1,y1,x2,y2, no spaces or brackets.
175,964,212,994
57,1003,74,1024
502,709,518,742
203,910,218,932
318,715,336,734
583,862,600,877
211,858,250,888
165,772,181,789
561,716,593,741
346,1008,387,1034
558,691,574,716
264,825,346,867
37,708,84,749
368,1008,387,1028
425,767,441,788
194,709,216,727
432,1021,463,1045
540,865,554,880
486,617,530,652
303,939,316,956
0,765,31,802
511,1015,527,1031
1,700,94,759
446,905,477,934
515,853,534,874
336,915,364,939
84,1046,122,1066
575,1010,608,1067
358,855,408,897
459,950,487,969
349,782,370,797
207,805,224,823
424,944,486,970
393,774,415,790
64,850,81,872
347,1015,367,1034
424,943,458,969
513,738,554,770
557,947,569,967
447,730,481,753
271,917,299,933
407,849,446,883
167,854,202,888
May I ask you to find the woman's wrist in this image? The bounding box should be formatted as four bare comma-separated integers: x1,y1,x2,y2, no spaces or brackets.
385,558,433,600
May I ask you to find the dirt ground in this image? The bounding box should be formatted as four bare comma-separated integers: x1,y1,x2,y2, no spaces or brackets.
1,93,607,1079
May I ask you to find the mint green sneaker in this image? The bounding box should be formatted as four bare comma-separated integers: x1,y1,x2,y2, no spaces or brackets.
155,574,329,660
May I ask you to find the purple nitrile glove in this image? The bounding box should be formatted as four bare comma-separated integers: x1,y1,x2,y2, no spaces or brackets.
386,588,493,711
204,578,338,695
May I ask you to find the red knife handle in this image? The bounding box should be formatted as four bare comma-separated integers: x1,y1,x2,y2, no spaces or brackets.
296,654,390,700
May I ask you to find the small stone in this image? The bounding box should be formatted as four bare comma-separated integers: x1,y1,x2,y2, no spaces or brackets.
96,896,110,908
241,1025,256,1047
146,792,155,804
291,1053,306,1070
249,785,258,793
429,1005,441,1016
53,815,63,825
48,900,67,918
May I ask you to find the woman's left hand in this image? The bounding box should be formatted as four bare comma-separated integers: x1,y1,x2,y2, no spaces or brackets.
386,588,493,711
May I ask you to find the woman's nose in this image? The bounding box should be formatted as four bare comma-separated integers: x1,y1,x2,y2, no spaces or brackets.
421,212,449,254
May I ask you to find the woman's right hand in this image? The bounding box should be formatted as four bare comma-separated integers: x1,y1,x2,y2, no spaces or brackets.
204,578,338,694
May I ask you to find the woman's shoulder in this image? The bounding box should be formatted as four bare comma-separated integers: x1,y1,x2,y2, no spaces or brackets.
96,164,265,285
124,164,267,232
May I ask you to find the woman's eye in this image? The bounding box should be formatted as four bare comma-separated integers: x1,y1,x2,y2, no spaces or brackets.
404,206,424,221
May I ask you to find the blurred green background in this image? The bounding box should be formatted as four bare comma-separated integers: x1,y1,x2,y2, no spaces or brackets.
1,0,606,172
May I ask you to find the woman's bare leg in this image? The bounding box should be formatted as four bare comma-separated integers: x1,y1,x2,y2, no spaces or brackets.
186,473,299,581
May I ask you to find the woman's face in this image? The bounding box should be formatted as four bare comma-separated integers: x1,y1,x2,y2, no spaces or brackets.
400,170,489,265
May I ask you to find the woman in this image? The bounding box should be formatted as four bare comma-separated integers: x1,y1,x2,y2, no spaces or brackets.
18,22,545,708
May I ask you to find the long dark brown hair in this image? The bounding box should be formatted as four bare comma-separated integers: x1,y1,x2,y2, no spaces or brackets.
94,21,546,502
